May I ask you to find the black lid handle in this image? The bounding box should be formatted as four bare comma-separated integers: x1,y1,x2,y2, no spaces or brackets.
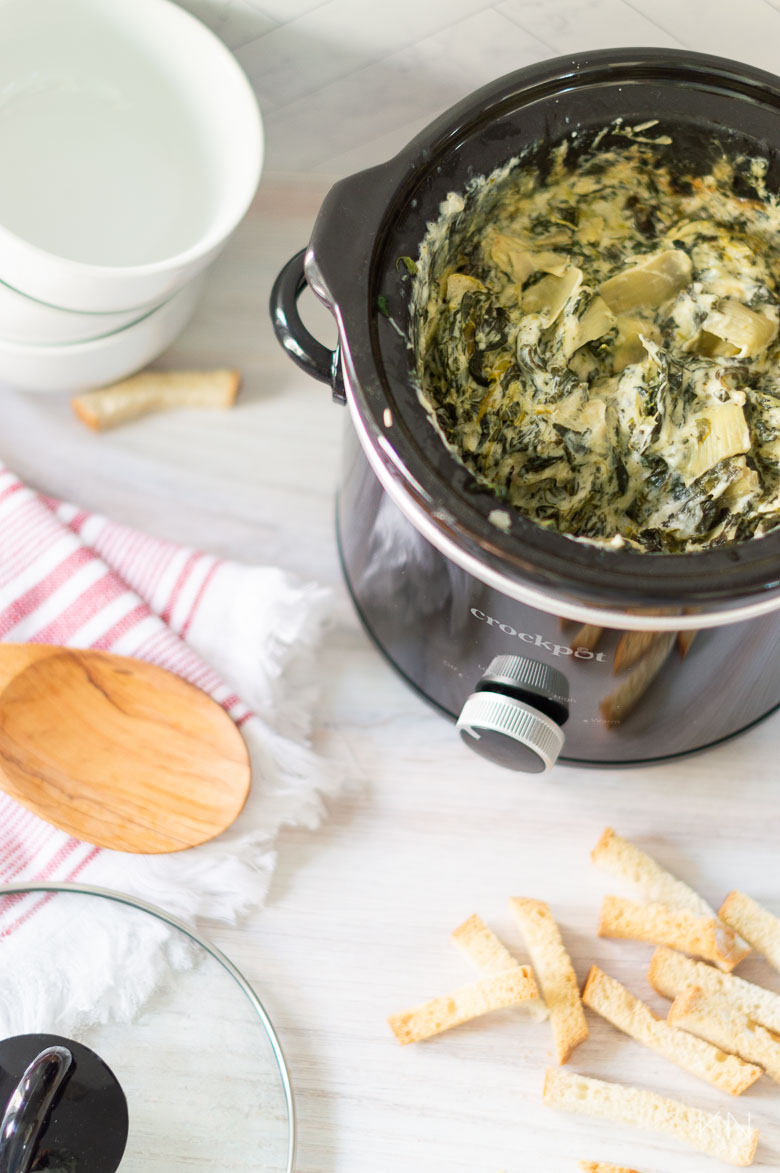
270,248,345,403
0,1046,72,1173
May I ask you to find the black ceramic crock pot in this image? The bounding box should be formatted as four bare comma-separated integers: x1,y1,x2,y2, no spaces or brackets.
271,47,780,772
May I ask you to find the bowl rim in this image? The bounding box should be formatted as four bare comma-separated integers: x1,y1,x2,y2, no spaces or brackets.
0,0,264,279
0,274,156,319
0,276,200,356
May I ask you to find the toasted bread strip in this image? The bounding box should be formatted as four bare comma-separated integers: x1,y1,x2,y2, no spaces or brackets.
649,946,780,1033
669,985,780,1084
720,890,780,975
582,966,760,1095
387,967,538,1045
613,630,663,673
570,624,604,653
677,630,698,659
591,828,748,967
600,634,675,724
509,898,588,1063
451,913,548,1021
72,369,241,430
592,827,713,916
544,1068,759,1166
599,895,749,971
580,1164,643,1173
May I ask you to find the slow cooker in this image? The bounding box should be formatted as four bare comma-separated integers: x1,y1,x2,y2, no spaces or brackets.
271,48,780,774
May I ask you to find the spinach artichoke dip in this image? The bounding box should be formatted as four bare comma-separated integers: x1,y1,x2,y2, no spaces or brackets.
413,142,780,552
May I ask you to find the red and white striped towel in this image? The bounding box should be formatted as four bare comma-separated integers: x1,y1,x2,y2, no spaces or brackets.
0,462,341,1032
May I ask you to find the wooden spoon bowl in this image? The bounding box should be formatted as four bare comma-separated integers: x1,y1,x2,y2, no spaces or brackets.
0,645,251,853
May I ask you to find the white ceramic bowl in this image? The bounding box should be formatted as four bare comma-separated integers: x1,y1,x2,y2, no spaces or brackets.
0,278,160,345
0,275,204,392
0,0,263,313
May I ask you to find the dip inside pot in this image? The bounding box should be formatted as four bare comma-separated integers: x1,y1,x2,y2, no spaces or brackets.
412,134,780,554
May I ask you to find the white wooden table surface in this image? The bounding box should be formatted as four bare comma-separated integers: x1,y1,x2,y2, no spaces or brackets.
4,0,780,1164
2,173,778,1173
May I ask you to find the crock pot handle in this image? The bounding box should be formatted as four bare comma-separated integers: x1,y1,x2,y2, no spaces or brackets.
270,249,345,404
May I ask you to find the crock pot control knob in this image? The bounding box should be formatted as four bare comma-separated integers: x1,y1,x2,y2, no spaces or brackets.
456,655,569,773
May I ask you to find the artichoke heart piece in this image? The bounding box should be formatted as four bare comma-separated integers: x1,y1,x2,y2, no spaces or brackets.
684,400,751,481
522,267,583,326
445,272,487,306
702,299,779,358
576,215,605,245
566,295,615,358
690,329,739,359
723,460,760,511
488,232,568,283
550,293,616,363
599,249,692,313
612,318,661,372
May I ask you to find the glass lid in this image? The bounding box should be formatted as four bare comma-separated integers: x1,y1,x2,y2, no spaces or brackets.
0,882,296,1173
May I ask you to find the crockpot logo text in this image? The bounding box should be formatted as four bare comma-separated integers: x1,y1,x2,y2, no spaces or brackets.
470,608,607,661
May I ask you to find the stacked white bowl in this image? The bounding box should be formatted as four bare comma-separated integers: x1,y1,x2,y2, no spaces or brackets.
0,0,263,392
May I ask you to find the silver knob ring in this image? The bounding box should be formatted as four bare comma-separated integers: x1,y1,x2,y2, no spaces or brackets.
457,692,565,773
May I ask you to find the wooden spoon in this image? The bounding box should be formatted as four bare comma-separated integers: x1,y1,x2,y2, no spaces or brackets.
0,644,251,854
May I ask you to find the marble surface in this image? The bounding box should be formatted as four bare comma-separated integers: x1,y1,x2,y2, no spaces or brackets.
2,3,780,1170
